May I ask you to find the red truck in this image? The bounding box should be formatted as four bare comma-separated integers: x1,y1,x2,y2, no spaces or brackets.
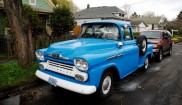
140,30,173,62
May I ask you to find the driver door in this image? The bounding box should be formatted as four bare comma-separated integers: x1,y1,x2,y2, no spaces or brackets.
117,26,139,78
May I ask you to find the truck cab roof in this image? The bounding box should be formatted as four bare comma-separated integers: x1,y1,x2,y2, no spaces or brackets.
82,20,131,27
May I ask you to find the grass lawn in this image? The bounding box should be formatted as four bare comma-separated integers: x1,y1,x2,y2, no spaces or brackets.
0,61,38,90
172,35,182,43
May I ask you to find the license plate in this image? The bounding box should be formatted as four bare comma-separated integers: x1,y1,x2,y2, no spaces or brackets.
48,77,57,87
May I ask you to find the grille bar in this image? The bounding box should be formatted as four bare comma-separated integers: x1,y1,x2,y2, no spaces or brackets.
48,60,73,71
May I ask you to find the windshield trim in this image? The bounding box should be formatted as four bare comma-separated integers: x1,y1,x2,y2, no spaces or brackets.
78,23,121,41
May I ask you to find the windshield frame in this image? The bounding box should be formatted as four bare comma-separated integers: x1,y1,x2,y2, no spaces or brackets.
78,23,121,41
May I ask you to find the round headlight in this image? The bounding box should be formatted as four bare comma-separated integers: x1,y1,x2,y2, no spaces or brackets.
82,60,88,70
35,52,44,61
75,59,81,67
74,59,89,70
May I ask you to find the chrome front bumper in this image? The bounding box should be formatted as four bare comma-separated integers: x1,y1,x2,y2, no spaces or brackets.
36,70,96,95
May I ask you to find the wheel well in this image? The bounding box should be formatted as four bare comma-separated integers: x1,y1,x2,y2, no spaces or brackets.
160,46,163,49
103,66,120,82
147,53,152,61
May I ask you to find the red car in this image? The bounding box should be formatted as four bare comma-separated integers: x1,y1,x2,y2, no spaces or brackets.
140,30,173,62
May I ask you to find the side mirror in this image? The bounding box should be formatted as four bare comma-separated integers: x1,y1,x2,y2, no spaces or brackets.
125,36,130,40
163,35,169,39
118,42,123,48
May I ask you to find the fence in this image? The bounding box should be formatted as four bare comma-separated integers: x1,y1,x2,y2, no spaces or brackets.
0,36,15,57
0,35,77,58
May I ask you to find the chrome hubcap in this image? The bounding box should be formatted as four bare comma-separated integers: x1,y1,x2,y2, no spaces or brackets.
160,50,162,60
145,57,149,69
170,48,172,54
102,76,111,94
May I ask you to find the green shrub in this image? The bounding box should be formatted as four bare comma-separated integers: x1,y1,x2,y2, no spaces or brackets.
51,6,74,36
133,32,140,38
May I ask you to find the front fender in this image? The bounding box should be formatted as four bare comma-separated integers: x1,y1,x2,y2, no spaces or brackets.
88,62,118,88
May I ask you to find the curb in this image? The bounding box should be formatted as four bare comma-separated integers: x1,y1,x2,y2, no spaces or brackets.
174,41,182,44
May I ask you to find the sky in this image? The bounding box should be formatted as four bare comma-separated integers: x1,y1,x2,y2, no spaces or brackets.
72,0,182,20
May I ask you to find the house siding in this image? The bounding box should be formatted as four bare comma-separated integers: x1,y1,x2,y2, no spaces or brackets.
0,0,53,35
22,0,52,11
132,26,137,32
138,23,147,32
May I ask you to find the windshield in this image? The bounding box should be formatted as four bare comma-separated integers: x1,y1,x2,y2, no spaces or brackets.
80,23,119,40
140,31,161,39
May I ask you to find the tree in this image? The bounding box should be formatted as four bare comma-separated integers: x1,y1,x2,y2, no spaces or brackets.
51,6,74,36
123,3,131,18
52,0,79,13
130,12,140,19
167,11,182,35
3,0,35,68
143,11,155,17
177,11,182,20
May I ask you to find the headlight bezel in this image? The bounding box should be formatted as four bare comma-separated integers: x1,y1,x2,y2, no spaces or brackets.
74,58,89,71
35,52,44,61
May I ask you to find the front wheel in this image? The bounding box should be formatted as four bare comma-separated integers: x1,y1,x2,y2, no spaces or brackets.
96,71,113,99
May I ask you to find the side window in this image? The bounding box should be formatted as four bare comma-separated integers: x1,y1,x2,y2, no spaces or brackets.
121,27,133,41
167,31,172,38
162,32,166,38
163,32,169,39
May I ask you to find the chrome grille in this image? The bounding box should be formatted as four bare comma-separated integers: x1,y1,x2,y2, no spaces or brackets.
48,60,73,71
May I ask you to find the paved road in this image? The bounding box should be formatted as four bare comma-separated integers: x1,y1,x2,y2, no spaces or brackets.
7,42,182,105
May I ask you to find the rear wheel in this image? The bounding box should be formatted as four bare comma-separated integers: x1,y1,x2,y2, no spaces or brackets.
156,48,163,62
167,46,172,56
137,35,148,56
142,56,149,71
96,71,113,99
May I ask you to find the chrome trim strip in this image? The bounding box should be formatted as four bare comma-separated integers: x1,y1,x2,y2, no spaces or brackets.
116,54,123,57
107,55,117,60
107,54,123,60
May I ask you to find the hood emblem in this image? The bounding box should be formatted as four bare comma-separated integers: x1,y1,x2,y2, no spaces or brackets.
48,54,69,60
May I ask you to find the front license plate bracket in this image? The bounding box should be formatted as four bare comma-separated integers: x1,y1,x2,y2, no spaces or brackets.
48,77,57,87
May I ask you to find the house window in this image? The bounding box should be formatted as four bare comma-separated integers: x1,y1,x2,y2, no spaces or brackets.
29,0,36,5
122,14,125,17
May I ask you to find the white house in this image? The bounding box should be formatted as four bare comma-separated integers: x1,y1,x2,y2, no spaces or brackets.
74,5,127,26
133,16,167,30
131,21,148,32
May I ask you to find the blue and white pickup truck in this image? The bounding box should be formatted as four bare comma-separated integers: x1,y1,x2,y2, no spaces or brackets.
35,20,153,98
